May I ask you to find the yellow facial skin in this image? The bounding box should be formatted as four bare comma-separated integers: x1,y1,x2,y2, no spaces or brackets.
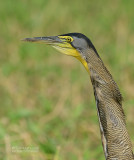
53,36,89,73
55,36,77,57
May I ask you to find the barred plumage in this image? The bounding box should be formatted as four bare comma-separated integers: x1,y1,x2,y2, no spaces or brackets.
87,48,134,159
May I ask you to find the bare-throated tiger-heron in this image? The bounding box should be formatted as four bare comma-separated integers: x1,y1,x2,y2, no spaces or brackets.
23,33,134,160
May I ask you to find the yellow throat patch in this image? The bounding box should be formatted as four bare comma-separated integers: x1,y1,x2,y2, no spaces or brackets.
52,36,89,73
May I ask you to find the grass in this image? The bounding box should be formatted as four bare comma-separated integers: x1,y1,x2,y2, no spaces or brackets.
0,0,134,159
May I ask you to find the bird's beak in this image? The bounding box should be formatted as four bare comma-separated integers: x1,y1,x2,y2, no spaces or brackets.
22,36,76,56
22,36,63,45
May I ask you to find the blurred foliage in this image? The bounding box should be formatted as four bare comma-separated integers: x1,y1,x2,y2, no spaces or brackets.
0,0,134,159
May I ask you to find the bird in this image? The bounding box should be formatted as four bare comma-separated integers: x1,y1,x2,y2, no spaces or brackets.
22,33,134,160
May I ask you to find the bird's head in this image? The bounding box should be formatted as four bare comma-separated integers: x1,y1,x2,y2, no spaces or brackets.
22,33,98,73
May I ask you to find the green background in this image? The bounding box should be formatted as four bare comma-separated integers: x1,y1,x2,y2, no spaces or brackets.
0,0,134,159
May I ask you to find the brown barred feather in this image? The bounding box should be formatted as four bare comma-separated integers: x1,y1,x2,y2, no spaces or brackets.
86,48,134,160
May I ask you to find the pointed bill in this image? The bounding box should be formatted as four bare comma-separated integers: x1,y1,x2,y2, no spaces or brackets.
21,36,63,45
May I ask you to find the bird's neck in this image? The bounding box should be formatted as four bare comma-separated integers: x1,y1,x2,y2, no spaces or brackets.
85,48,134,159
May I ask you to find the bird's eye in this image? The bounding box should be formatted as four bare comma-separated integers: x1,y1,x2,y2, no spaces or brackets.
67,37,72,42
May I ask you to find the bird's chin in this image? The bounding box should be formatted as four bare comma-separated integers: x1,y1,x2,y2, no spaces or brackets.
52,45,77,57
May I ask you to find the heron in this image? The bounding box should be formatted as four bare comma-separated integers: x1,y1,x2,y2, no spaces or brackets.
23,33,134,159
